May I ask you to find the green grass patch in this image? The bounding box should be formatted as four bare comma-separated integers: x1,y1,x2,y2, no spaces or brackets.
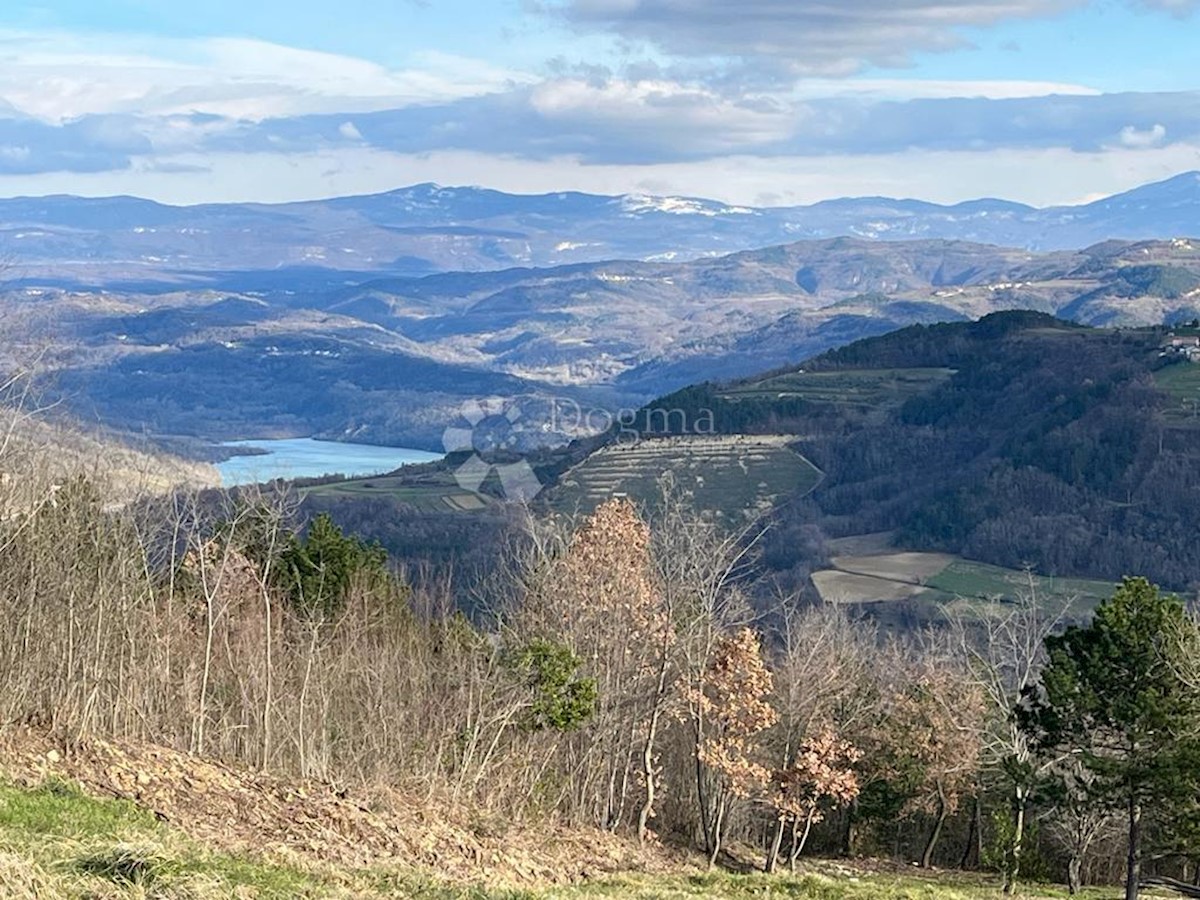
534,869,1110,899
1154,361,1200,424
0,778,343,898
0,777,158,840
926,560,1114,613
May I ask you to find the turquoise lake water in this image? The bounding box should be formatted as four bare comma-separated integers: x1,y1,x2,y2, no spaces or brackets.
216,438,443,486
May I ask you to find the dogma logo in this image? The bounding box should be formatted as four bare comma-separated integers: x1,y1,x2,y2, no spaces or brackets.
441,398,543,501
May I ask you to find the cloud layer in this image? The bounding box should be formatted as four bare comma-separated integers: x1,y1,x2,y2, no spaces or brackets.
0,6,1196,206
541,0,1195,77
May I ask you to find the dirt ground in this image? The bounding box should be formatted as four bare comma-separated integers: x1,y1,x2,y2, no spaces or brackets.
810,570,930,604
830,552,956,585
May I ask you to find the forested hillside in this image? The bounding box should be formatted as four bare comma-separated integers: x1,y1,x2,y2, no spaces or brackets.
625,312,1200,591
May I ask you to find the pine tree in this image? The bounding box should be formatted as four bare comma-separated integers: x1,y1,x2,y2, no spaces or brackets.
1020,577,1200,900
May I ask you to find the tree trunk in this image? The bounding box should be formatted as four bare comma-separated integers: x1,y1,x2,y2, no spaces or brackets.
766,817,785,873
694,720,714,855
1125,798,1142,900
1067,855,1083,895
921,787,948,869
790,808,817,871
1004,787,1027,894
637,702,663,845
842,798,859,857
708,793,728,868
960,795,980,870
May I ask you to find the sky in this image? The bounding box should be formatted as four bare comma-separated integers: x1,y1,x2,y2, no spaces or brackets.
0,0,1197,207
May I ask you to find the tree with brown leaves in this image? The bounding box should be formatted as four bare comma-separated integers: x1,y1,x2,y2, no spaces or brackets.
517,498,674,835
769,724,861,871
888,651,985,868
688,626,778,866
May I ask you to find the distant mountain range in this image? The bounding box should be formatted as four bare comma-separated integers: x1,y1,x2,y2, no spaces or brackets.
4,172,1200,287
17,236,1200,449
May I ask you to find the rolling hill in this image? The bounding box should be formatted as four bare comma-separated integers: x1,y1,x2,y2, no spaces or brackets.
15,235,1200,449
610,311,1200,592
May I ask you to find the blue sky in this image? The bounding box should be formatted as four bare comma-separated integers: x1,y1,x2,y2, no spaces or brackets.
0,0,1196,206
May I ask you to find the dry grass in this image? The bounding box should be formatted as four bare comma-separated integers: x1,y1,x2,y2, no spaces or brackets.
0,727,679,890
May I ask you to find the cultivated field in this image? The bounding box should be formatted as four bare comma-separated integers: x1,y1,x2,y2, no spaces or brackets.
812,543,1115,622
550,435,822,519
301,468,492,513
810,570,929,605
927,559,1114,609
720,367,954,409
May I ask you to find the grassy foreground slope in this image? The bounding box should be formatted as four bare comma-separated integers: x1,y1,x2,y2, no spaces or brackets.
0,774,1119,900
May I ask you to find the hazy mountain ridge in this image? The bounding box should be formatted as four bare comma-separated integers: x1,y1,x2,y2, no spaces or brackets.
13,234,1200,449
3,173,1200,288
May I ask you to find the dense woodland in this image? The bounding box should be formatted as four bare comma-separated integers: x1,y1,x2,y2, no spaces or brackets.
633,312,1200,593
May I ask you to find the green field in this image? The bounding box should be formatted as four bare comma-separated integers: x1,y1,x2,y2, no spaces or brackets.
550,436,822,520
720,367,954,408
1154,361,1200,424
926,559,1115,610
0,779,327,899
813,550,1116,627
301,468,493,513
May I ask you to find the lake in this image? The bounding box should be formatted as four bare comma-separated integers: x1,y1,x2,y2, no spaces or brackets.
216,438,443,486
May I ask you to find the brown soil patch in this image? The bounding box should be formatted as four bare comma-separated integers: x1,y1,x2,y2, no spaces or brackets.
811,570,929,604
830,552,956,585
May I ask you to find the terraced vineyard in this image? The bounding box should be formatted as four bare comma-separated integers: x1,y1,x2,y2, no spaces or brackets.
719,367,954,408
550,435,822,519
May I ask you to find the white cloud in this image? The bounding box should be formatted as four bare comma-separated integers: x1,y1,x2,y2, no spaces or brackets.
541,0,1195,81
0,30,535,123
0,145,30,162
784,78,1100,101
541,0,1086,75
1118,123,1168,149
529,78,797,153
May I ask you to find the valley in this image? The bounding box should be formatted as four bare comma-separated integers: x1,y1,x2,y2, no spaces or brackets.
270,312,1200,618
12,233,1200,451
